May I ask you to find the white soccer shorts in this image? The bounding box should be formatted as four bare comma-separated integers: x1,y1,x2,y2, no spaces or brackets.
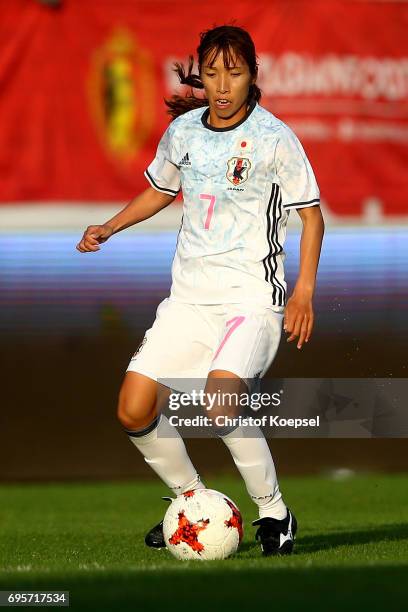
125,297,284,393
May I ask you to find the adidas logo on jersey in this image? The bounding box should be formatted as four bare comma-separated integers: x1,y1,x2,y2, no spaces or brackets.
179,152,191,166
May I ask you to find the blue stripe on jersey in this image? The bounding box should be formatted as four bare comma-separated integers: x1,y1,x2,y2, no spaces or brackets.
263,183,286,307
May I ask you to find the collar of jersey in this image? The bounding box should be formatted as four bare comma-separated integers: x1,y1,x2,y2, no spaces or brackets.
200,97,257,132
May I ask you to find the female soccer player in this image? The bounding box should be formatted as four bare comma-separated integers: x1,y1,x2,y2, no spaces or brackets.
77,25,325,556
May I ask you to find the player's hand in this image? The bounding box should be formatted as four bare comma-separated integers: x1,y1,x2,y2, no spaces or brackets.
284,291,314,349
76,224,114,253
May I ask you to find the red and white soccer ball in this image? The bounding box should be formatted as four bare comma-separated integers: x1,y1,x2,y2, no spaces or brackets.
163,488,243,561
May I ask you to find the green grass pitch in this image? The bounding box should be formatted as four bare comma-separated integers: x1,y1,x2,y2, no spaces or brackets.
1,474,407,611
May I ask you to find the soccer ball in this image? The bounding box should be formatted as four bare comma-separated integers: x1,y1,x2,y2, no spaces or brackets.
163,488,243,561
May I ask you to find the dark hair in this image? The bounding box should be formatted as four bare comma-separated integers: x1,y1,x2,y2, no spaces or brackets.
164,24,261,120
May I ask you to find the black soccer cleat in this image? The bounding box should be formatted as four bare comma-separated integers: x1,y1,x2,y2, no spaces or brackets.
144,519,166,549
252,508,297,556
144,496,174,549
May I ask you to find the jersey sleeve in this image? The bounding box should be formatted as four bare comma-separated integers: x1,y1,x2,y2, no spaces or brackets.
275,126,320,210
144,124,181,196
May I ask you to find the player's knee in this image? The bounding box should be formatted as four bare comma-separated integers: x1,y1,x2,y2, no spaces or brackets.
116,387,155,430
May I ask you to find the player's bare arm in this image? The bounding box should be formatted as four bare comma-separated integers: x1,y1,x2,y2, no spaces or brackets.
76,186,175,252
284,205,325,349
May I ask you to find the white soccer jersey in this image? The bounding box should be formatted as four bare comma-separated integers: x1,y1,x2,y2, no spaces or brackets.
144,98,320,308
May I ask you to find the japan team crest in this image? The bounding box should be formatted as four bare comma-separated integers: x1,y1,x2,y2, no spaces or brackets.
226,157,252,186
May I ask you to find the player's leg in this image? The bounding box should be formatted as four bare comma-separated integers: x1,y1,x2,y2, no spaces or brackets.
117,371,205,548
117,371,204,496
204,369,287,520
206,306,297,555
118,297,216,548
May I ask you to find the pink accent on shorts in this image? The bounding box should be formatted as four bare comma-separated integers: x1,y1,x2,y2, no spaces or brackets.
213,315,246,360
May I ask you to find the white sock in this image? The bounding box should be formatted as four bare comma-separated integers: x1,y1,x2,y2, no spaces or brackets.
125,414,205,496
220,426,287,519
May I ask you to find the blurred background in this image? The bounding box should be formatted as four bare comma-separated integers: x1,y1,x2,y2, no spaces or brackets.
0,0,407,482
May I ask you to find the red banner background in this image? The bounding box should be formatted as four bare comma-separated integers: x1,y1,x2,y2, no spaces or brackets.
0,0,407,215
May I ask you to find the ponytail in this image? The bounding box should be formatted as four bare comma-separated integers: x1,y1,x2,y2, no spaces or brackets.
164,55,209,120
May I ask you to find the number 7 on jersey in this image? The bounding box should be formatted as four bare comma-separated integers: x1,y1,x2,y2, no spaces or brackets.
199,193,216,230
